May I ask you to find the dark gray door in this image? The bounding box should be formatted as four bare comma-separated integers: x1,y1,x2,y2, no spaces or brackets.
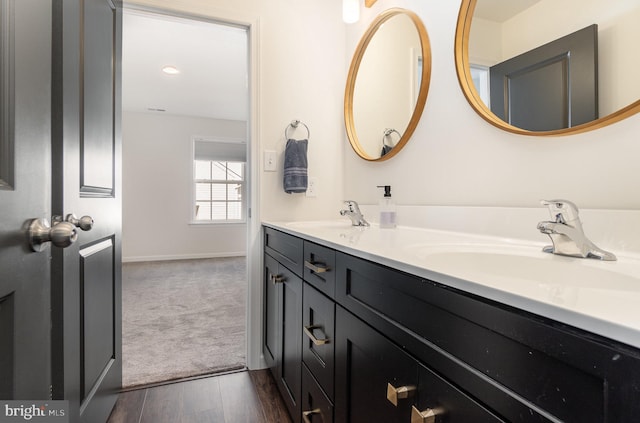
0,3,122,419
0,0,53,400
51,1,123,422
490,24,598,131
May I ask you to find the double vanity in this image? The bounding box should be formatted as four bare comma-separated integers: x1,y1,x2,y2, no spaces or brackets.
262,213,640,423
285,0,640,419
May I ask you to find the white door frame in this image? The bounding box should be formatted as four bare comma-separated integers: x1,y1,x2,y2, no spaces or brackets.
123,2,265,370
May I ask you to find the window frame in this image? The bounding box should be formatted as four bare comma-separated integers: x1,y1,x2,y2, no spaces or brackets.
190,138,247,225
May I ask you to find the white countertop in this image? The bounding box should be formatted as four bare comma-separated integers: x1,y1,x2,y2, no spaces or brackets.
263,219,640,350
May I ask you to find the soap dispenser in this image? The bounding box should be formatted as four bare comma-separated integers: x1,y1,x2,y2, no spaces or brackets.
377,185,397,228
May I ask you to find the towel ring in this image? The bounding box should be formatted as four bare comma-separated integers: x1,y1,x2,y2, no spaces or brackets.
285,120,310,140
382,128,401,147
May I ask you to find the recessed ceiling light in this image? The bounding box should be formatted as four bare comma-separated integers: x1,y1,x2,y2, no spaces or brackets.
161,65,180,75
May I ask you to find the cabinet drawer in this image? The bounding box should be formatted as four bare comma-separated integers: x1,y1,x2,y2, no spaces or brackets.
304,241,336,298
302,283,335,400
415,364,503,423
335,251,640,422
302,364,334,423
335,306,503,423
265,227,304,276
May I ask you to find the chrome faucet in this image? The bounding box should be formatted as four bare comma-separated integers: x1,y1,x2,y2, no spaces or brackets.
340,200,369,227
537,199,616,261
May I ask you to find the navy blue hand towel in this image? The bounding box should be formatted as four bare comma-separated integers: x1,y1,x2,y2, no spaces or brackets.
283,138,308,194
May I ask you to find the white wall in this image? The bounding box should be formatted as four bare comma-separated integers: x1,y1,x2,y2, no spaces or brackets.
123,0,347,260
125,0,347,224
122,111,247,261
344,0,640,213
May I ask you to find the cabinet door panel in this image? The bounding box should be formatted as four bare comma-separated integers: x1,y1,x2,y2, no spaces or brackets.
264,253,280,369
335,306,417,423
278,265,303,423
264,251,303,423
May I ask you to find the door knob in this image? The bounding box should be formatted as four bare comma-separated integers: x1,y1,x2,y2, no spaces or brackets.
28,218,78,252
53,213,94,231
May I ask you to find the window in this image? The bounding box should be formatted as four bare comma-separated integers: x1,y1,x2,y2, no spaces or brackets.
470,64,491,107
193,139,246,223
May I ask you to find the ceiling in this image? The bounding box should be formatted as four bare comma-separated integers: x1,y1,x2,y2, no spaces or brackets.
122,10,248,121
473,0,542,22
121,3,537,121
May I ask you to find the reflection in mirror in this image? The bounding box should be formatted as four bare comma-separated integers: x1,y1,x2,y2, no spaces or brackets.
455,0,640,135
345,8,431,161
381,128,401,157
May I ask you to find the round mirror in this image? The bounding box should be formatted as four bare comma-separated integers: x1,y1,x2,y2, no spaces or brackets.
345,8,431,161
455,0,640,136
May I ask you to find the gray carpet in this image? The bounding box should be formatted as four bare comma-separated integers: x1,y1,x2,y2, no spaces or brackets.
122,257,246,388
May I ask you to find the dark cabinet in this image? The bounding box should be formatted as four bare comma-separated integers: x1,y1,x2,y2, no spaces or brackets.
263,225,640,423
265,228,338,423
414,363,503,423
263,253,279,369
302,282,335,400
335,306,503,423
335,250,640,423
302,364,334,423
264,228,304,423
279,266,303,422
303,241,336,298
335,306,419,423
265,227,304,275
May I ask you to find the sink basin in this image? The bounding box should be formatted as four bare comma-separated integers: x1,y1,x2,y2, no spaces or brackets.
406,243,640,293
285,220,356,230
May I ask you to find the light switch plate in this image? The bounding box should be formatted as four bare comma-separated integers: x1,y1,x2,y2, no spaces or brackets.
264,150,277,172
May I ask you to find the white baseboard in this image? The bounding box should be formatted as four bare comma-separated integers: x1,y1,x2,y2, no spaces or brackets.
122,252,246,263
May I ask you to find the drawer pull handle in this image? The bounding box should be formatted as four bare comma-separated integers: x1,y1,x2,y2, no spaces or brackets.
271,274,286,284
303,325,329,345
386,383,416,406
411,406,445,423
302,408,321,423
304,260,329,273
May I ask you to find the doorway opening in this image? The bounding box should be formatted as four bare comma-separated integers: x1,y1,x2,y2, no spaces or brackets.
121,8,250,389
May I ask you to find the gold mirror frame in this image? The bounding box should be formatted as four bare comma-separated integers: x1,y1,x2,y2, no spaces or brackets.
345,8,431,161
455,0,640,136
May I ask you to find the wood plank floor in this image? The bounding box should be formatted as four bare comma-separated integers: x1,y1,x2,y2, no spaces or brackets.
107,370,292,423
